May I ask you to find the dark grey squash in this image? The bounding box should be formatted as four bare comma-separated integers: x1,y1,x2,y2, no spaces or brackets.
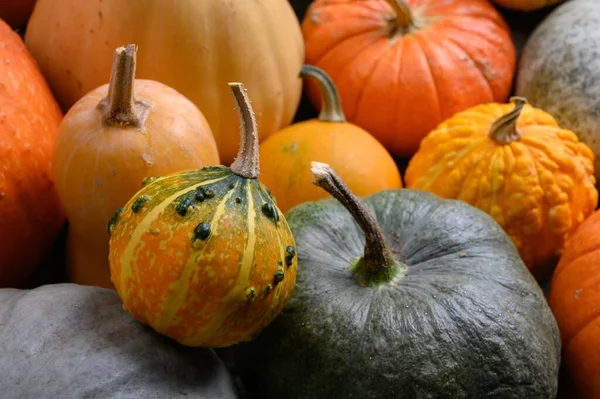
516,0,600,178
232,163,561,399
0,283,239,399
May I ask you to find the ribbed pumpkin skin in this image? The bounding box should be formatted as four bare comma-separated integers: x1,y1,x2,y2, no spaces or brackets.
548,210,600,398
108,166,297,348
0,19,65,288
24,0,304,164
491,0,565,11
405,102,598,277
301,0,515,157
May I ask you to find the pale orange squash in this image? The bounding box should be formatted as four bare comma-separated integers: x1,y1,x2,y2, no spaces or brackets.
405,97,598,279
52,45,220,289
259,65,402,213
24,0,304,164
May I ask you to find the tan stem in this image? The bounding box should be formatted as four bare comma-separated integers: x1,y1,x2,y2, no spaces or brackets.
386,0,413,29
311,162,398,274
489,97,528,145
97,44,150,128
229,83,260,178
300,65,345,123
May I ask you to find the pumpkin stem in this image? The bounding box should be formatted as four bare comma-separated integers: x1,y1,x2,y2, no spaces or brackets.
386,0,413,32
98,44,150,128
300,65,345,123
311,161,406,288
229,83,260,179
489,97,528,145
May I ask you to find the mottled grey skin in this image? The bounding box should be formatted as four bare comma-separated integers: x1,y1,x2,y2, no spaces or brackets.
0,284,239,399
516,0,600,176
232,190,561,399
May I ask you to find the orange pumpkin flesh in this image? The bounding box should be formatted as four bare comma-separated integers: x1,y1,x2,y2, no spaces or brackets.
108,83,297,348
301,0,516,157
52,45,220,289
548,210,600,398
258,65,402,213
0,18,65,288
405,97,598,279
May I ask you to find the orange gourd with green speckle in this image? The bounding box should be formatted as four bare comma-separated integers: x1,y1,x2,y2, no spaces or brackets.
108,83,297,348
405,97,598,279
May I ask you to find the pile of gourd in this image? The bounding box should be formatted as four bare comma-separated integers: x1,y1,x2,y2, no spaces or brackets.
1,0,599,398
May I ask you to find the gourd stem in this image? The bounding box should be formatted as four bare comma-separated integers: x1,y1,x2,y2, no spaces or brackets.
300,65,345,123
311,162,398,275
98,44,149,128
229,83,260,179
386,0,413,30
490,97,528,144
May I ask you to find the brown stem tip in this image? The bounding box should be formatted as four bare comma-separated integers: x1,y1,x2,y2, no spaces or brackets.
300,65,345,123
490,96,528,145
229,82,260,179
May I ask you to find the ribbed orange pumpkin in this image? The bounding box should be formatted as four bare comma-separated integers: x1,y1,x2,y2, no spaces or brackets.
405,97,598,279
548,210,600,398
258,65,402,213
108,83,297,348
52,45,219,289
301,0,516,157
0,18,64,288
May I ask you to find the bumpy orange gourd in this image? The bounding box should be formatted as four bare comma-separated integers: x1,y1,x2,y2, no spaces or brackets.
0,18,64,288
301,0,515,157
491,0,565,11
24,0,304,164
52,45,219,289
258,65,402,213
108,83,297,348
548,210,600,398
405,97,598,279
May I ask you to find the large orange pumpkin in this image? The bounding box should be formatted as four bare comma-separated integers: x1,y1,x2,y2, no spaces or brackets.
24,0,304,164
258,65,402,213
548,210,600,398
301,0,516,157
0,18,64,287
405,97,598,279
52,45,220,289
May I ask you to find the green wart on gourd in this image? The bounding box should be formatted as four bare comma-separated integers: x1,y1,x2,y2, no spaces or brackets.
131,195,150,213
107,207,124,234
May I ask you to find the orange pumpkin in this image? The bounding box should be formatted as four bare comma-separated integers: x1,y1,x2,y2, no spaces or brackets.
0,18,64,287
52,45,220,289
548,210,600,398
301,0,516,157
491,0,566,11
24,0,304,164
258,65,402,213
0,0,36,27
108,83,297,348
405,97,598,279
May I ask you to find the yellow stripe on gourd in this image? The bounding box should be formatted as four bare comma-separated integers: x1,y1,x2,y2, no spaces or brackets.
188,181,258,344
156,182,240,333
118,176,228,305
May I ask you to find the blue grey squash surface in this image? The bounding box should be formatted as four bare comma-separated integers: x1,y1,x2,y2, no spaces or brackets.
0,283,239,399
232,164,561,398
516,0,600,177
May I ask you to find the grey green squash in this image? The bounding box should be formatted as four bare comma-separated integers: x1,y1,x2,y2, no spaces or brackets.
0,283,240,399
232,162,561,398
516,0,600,178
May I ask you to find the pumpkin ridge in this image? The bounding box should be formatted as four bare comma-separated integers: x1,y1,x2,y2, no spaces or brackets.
156,180,241,334
412,35,443,120
566,310,600,349
116,175,230,304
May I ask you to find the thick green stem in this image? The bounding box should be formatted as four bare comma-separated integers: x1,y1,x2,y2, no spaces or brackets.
386,0,413,32
229,83,260,179
97,44,150,128
490,97,528,144
300,65,345,123
311,162,405,288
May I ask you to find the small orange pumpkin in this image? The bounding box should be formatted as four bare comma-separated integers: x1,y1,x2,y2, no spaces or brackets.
258,65,402,213
405,97,598,279
52,45,220,289
301,0,516,157
0,18,65,288
548,210,600,398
